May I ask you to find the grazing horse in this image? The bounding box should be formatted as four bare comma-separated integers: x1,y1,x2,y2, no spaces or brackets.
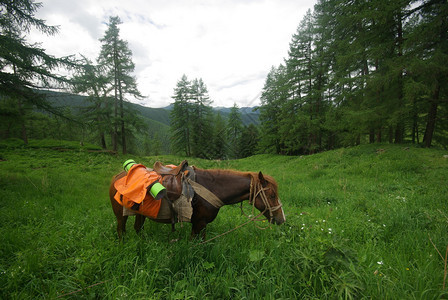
109,165,286,240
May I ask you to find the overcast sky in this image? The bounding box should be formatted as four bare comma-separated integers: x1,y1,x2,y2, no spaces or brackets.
28,0,316,108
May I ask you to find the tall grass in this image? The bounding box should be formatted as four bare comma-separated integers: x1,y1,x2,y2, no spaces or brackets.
0,140,447,298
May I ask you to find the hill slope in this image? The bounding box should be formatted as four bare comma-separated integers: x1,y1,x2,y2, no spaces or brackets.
0,143,447,298
43,90,260,127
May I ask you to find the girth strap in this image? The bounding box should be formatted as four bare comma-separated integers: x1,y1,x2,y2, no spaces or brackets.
187,178,224,209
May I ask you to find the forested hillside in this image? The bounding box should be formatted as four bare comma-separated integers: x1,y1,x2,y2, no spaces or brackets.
0,0,446,158
3,89,260,156
258,0,448,155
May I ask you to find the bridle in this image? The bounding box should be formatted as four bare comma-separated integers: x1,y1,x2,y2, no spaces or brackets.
194,175,284,246
248,177,283,222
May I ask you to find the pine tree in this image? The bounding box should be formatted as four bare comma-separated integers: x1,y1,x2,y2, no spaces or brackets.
190,78,213,158
282,9,329,154
72,57,111,149
0,0,75,143
257,0,447,153
227,103,243,158
406,0,448,147
98,16,142,154
239,124,259,158
258,65,288,154
170,75,192,156
212,112,228,159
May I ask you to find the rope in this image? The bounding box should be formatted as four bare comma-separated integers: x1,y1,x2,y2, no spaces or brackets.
57,176,282,297
193,210,267,246
56,279,112,298
194,177,283,245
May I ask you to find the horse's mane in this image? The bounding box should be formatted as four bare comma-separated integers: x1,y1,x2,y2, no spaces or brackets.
194,167,278,188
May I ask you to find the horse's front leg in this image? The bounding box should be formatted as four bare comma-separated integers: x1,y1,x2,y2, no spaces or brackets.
134,214,146,235
191,220,207,240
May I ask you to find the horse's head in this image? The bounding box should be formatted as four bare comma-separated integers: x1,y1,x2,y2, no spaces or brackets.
251,172,286,225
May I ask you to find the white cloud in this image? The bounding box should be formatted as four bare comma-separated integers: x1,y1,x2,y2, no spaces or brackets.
28,0,315,108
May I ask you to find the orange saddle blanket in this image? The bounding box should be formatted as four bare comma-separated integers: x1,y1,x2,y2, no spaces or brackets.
114,164,165,218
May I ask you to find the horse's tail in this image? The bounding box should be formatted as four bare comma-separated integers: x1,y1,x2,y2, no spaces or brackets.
109,171,127,201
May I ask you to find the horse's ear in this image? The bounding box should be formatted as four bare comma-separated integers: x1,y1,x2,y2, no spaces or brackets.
258,171,268,187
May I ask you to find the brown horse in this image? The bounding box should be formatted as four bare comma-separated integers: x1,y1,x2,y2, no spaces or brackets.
109,165,286,240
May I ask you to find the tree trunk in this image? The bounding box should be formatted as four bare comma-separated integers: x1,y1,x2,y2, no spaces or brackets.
394,10,404,144
112,38,119,152
17,97,28,145
100,132,107,149
113,70,118,152
411,98,416,144
376,128,382,143
423,82,440,148
388,127,393,143
119,77,126,155
394,123,404,144
369,129,375,143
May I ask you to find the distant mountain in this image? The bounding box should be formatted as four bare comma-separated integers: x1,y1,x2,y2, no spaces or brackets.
163,104,259,126
131,103,171,126
214,106,260,126
42,90,259,127
37,90,260,154
42,90,171,127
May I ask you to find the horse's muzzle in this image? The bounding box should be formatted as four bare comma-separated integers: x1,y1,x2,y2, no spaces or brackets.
270,207,286,225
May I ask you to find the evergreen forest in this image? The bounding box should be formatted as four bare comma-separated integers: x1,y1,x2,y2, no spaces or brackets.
258,0,447,154
1,0,447,158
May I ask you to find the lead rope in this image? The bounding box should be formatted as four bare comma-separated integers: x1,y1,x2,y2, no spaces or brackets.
195,177,283,246
194,209,267,246
251,182,274,230
196,179,271,246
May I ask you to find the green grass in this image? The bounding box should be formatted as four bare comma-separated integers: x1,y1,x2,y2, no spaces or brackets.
0,141,447,298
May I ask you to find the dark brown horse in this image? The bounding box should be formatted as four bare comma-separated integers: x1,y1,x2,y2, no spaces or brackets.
109,165,285,240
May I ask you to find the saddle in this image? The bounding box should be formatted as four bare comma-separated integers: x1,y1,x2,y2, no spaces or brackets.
154,160,195,222
153,160,189,176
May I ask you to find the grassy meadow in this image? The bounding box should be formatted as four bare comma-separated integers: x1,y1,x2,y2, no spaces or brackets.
0,140,447,299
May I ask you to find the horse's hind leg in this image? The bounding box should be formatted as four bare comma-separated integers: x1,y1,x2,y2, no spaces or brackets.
118,215,128,240
134,214,146,235
110,196,128,240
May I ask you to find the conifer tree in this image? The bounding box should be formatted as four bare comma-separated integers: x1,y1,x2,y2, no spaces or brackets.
212,112,228,159
190,78,213,158
406,0,448,147
170,75,192,156
258,65,287,154
239,124,259,158
98,16,142,154
72,57,111,149
227,103,243,158
258,0,448,153
0,0,75,143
